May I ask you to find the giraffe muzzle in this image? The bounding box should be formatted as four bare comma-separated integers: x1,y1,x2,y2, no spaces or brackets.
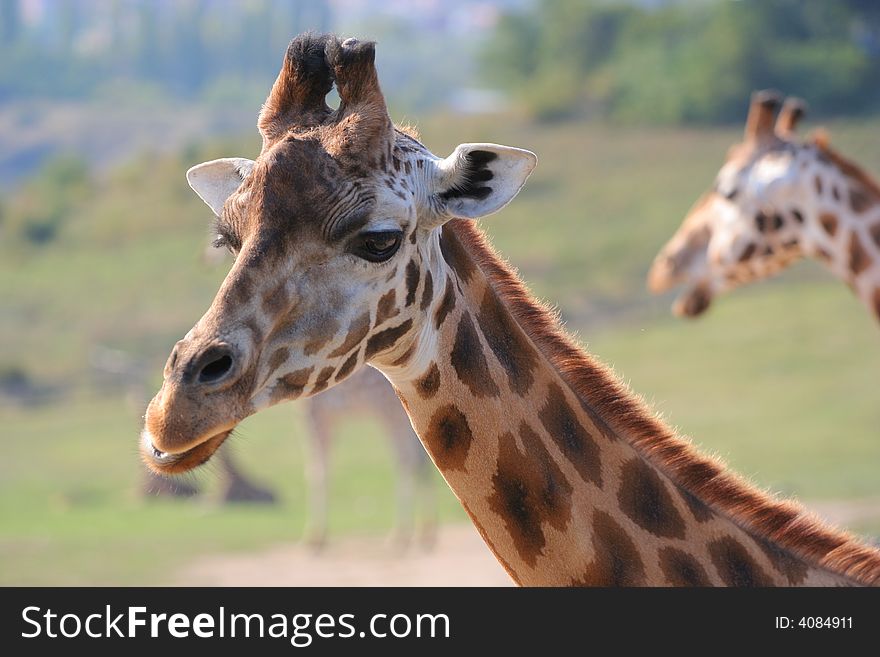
140,427,233,475
140,336,254,473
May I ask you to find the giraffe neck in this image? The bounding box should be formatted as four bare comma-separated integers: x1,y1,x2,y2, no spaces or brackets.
376,221,879,586
795,146,880,321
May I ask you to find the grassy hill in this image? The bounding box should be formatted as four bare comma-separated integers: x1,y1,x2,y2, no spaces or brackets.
2,113,880,584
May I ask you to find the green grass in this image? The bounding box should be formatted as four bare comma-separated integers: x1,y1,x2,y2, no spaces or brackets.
2,114,880,584
0,395,463,585
592,276,880,501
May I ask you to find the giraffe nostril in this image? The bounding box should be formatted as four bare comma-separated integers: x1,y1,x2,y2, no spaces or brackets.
194,346,237,386
164,345,180,378
198,354,233,384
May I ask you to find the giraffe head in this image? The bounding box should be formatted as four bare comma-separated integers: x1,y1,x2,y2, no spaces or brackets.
141,34,536,474
648,90,812,317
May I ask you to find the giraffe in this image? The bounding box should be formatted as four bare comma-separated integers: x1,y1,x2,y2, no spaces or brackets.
205,243,436,549
303,366,437,550
649,89,880,320
140,35,880,586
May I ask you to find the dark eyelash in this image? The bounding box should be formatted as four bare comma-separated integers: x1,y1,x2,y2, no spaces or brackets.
211,218,241,252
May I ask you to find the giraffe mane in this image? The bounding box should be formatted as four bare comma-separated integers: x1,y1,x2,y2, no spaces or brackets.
449,219,880,586
811,129,880,200
395,122,421,141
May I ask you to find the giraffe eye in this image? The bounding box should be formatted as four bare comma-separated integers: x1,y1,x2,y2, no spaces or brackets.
714,179,738,201
352,230,403,263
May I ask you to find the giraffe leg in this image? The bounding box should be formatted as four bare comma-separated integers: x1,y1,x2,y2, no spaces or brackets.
304,401,332,552
216,444,277,504
386,419,420,552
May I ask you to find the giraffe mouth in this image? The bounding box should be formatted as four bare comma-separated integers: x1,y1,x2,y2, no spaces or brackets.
672,283,713,318
139,428,233,475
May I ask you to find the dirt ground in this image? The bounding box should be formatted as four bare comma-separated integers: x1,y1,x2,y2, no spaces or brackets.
174,500,880,587
175,523,514,587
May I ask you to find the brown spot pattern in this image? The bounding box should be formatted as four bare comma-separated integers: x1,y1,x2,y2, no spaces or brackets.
312,366,335,395
450,313,500,398
375,288,398,326
261,279,288,316
415,362,441,399
708,537,773,587
244,318,264,345
681,488,714,523
231,272,255,308
461,501,523,586
819,212,838,237
303,333,333,357
814,175,823,195
404,258,419,306
328,311,371,358
573,511,645,587
850,186,873,214
439,225,476,283
754,212,768,233
271,366,314,402
434,276,456,329
538,383,602,487
738,243,757,262
420,270,434,311
365,319,413,360
488,425,573,567
423,403,473,471
265,347,290,379
870,222,880,250
390,342,416,367
336,350,359,381
658,547,711,586
849,232,871,276
617,458,686,539
756,539,809,586
476,288,537,395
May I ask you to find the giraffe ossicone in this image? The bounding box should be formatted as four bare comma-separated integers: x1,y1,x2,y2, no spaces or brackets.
649,89,880,321
142,36,880,586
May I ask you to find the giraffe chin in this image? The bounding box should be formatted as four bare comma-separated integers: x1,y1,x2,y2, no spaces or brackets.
140,429,232,475
672,284,713,318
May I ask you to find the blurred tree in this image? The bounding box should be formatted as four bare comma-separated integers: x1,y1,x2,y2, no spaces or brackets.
0,0,20,45
483,0,880,124
135,1,162,82
3,155,92,246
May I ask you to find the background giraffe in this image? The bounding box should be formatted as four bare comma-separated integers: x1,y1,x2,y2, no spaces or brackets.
304,366,436,550
141,34,880,586
649,89,880,321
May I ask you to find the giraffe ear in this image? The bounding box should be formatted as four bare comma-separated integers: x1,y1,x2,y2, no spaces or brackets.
186,158,255,216
432,143,537,221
